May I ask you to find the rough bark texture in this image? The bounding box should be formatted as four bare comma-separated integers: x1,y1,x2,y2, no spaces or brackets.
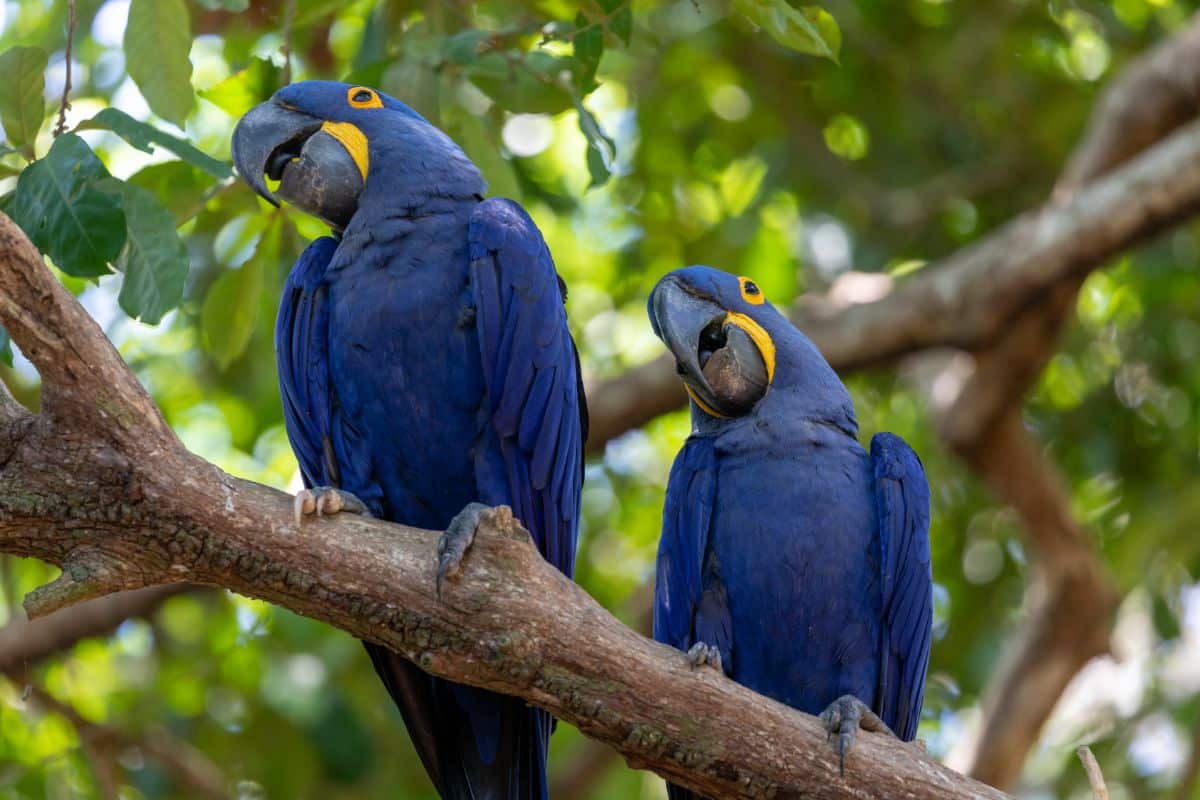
0,213,1004,800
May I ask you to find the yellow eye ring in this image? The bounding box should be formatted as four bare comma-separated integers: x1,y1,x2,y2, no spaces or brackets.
347,86,383,109
738,276,765,305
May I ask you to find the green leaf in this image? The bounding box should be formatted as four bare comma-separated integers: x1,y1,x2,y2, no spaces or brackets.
124,0,196,126
574,99,615,188
76,108,231,179
7,134,126,278
105,181,189,325
202,215,277,369
127,162,214,224
200,58,283,118
0,144,22,179
823,112,869,160
0,47,48,157
573,14,604,94
442,30,492,66
733,0,840,62
0,326,12,367
466,52,574,115
600,0,633,45
353,5,388,72
448,112,520,200
195,0,249,9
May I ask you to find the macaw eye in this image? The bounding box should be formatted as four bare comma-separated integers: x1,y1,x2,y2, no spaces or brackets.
347,87,383,109
738,276,765,305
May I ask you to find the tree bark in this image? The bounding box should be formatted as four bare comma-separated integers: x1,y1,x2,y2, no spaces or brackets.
0,213,1003,800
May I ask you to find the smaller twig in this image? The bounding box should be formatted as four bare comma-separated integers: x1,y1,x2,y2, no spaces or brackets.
1077,746,1110,800
17,680,231,800
53,0,76,138
281,0,296,85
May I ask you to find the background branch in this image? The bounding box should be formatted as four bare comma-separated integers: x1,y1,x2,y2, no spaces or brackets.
16,681,231,800
0,584,193,673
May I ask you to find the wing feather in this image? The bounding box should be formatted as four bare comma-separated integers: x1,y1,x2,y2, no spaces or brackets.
467,198,585,578
275,236,339,487
871,432,933,741
653,439,721,653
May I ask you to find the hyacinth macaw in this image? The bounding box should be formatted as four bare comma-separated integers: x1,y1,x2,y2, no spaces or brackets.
231,81,586,800
647,266,932,798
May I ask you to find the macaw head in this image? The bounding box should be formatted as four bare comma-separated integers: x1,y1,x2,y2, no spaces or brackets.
648,265,856,431
232,81,484,229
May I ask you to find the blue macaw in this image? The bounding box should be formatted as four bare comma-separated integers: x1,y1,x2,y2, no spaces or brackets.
647,266,932,797
231,81,586,800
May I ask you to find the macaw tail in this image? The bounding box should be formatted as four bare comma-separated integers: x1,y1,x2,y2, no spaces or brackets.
365,643,550,800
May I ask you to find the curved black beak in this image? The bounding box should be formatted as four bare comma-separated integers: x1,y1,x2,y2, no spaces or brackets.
231,100,323,206
649,278,769,418
232,99,367,229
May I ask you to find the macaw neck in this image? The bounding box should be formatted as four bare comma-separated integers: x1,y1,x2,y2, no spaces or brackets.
329,194,479,268
690,387,859,441
357,133,486,214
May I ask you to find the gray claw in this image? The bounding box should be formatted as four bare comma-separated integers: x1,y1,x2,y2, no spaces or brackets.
819,694,892,776
293,486,369,525
686,642,723,672
436,503,489,600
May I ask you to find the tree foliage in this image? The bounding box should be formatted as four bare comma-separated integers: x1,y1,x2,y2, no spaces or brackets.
0,0,1198,798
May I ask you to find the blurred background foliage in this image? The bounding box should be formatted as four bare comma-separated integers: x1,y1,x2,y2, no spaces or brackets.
0,0,1199,797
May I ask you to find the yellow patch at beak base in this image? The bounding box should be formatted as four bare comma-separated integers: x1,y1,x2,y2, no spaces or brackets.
685,385,729,418
724,311,776,384
320,121,369,181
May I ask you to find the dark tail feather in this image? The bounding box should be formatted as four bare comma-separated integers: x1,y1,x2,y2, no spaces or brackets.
365,643,447,796
667,784,708,800
364,642,550,800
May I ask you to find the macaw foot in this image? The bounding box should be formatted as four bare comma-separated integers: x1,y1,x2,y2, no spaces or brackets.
686,642,724,673
819,694,893,776
293,486,370,525
436,502,489,600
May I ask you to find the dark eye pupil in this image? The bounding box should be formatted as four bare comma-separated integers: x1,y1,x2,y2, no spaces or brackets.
744,281,759,295
354,90,372,102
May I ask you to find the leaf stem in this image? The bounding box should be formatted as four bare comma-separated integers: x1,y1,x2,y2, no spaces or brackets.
53,0,76,138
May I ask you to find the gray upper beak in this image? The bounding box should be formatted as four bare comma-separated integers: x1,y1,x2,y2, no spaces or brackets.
232,99,366,229
649,277,769,418
231,100,323,206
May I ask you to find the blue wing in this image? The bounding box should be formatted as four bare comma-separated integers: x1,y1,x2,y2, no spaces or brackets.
467,198,586,578
871,432,933,741
652,437,732,672
275,236,339,488
277,236,452,793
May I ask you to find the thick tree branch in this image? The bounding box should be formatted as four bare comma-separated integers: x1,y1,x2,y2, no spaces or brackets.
951,414,1116,787
0,215,1002,800
586,115,1200,449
